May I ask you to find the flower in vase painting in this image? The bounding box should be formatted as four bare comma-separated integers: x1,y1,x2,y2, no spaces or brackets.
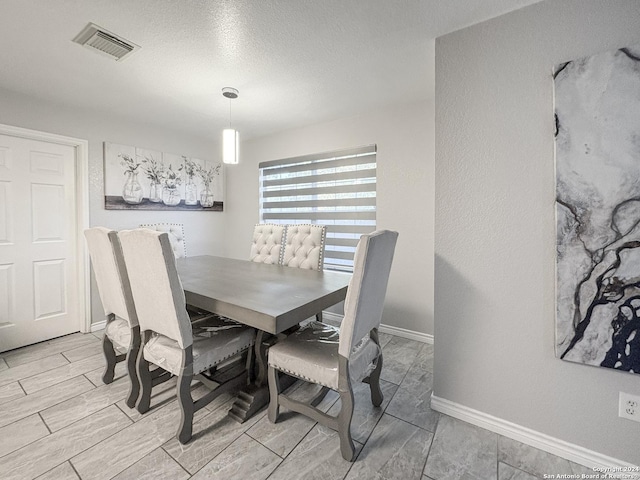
161,164,182,189
197,163,221,188
119,154,141,174
141,154,165,183
141,154,165,203
119,154,143,204
180,156,199,180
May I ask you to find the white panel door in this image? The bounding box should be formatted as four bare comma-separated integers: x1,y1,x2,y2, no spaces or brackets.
0,134,79,352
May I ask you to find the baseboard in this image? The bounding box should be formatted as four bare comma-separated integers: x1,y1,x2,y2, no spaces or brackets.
430,395,639,471
90,320,106,333
378,323,433,344
321,311,345,328
322,312,434,344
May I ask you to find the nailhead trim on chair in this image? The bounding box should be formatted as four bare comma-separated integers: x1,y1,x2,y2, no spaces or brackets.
268,331,380,390
193,340,255,375
267,363,337,390
147,339,255,376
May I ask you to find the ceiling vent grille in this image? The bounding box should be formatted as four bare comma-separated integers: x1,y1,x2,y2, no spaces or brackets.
73,23,140,61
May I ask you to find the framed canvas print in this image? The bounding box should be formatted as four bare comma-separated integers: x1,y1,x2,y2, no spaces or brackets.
104,142,224,211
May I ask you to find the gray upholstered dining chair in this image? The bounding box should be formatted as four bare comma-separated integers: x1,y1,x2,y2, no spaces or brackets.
118,228,256,444
267,229,398,461
249,223,286,264
84,227,140,408
139,223,187,258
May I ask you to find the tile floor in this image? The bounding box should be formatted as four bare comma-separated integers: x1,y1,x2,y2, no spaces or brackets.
0,330,598,480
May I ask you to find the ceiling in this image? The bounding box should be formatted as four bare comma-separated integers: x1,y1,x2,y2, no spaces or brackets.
0,0,542,141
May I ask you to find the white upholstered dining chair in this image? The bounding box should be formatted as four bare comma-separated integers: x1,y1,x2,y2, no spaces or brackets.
84,227,140,408
282,224,327,321
140,222,214,317
282,224,326,270
266,229,398,461
281,224,327,322
118,228,256,443
249,223,286,264
139,223,187,258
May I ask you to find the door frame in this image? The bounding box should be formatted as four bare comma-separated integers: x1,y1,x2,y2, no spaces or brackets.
0,123,90,334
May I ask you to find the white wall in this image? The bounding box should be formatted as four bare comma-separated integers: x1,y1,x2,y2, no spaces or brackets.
225,99,435,335
0,87,226,324
435,0,640,464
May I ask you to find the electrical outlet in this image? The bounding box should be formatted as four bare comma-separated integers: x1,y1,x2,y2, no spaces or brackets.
619,392,640,422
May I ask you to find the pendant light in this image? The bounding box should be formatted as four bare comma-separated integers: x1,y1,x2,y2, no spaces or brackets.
222,87,239,165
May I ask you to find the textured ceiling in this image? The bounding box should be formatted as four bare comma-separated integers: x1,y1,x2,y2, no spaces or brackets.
0,0,542,141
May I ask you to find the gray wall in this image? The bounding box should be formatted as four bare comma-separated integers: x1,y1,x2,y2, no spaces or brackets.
0,87,225,325
435,0,640,464
224,99,435,336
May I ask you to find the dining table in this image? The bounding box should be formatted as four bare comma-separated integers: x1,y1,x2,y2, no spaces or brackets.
176,255,351,422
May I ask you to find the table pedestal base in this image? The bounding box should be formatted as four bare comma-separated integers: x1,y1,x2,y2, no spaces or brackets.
228,374,297,423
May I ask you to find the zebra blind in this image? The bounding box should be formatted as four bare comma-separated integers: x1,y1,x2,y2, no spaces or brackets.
259,145,376,272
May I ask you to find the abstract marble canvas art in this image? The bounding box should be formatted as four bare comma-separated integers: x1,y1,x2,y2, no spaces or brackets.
555,44,640,374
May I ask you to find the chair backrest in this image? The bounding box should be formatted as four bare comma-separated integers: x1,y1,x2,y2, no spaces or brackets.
84,227,138,327
282,224,326,271
139,223,187,259
338,230,399,358
249,224,286,264
118,228,193,348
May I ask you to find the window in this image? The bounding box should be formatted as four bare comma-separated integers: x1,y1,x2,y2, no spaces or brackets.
259,145,376,272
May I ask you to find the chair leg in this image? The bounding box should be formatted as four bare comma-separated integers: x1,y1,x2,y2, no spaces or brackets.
337,355,356,461
369,353,384,407
337,387,356,462
125,338,141,408
315,311,323,323
101,335,117,384
177,372,194,444
254,331,268,385
267,365,281,423
136,351,152,414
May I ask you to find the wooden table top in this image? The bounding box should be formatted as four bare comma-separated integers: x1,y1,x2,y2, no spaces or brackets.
177,255,351,334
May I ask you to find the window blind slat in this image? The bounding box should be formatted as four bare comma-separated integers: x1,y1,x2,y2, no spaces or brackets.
266,222,374,235
262,183,375,198
259,145,376,169
263,197,376,209
262,154,374,176
262,167,376,188
267,223,375,235
263,211,376,221
323,225,375,234
325,237,360,248
324,251,356,261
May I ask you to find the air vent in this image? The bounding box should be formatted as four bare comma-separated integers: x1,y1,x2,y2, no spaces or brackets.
73,23,140,61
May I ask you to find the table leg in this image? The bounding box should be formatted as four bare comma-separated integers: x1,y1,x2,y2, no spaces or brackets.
228,330,296,423
228,373,296,423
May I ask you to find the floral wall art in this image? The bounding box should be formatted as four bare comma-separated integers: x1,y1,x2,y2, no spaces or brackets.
103,142,223,211
554,44,640,375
